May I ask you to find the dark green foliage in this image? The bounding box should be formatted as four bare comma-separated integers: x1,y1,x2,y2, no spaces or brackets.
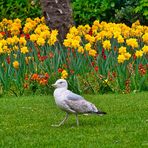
135,0,148,22
72,0,148,26
0,0,42,24
72,0,117,25
114,0,148,26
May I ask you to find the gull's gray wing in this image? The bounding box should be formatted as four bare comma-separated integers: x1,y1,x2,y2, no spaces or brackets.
64,99,98,113
66,90,84,100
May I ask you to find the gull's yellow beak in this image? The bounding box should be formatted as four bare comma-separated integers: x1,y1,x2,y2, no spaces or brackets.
51,83,56,87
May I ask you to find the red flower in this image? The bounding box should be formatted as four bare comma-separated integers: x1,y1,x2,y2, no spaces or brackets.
89,28,92,36
91,61,95,67
0,32,5,35
63,64,68,69
102,48,107,60
114,46,117,51
20,33,30,39
6,57,11,64
39,56,48,61
58,68,63,73
49,52,54,58
133,54,137,60
102,48,105,55
7,31,11,37
138,64,146,76
94,66,99,72
112,72,117,78
95,53,99,58
70,70,74,74
25,34,30,39
20,34,25,37
72,48,75,53
103,55,107,60
25,75,29,81
67,51,70,56
37,52,41,58
44,73,49,79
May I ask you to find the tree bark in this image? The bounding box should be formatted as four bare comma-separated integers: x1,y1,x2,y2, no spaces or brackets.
40,0,73,41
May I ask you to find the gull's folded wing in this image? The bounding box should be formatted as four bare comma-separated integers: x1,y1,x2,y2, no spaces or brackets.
66,90,84,100
64,99,98,113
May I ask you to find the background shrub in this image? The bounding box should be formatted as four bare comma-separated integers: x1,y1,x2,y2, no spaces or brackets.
0,0,42,24
114,0,148,26
72,0,148,26
72,0,117,25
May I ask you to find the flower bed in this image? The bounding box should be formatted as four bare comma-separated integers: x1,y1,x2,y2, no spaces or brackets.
0,17,147,95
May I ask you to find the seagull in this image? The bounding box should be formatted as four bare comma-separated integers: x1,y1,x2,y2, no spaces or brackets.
51,79,106,127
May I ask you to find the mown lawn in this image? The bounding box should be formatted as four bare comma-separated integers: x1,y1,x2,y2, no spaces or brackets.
0,92,147,148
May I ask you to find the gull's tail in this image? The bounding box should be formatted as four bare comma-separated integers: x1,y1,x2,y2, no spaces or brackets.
90,104,107,115
96,111,107,115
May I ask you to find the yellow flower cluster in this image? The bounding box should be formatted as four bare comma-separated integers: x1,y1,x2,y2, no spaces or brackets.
142,33,148,44
78,46,84,54
31,23,58,46
63,26,97,57
0,18,22,36
61,70,68,79
11,19,22,36
23,17,44,34
0,17,58,58
19,37,27,46
0,36,26,54
37,37,45,46
13,61,19,69
0,17,147,67
77,24,91,35
85,43,91,51
0,42,4,54
48,30,58,46
63,27,81,49
102,40,111,50
126,38,138,49
63,20,147,63
21,46,29,54
142,45,148,54
118,46,131,63
85,34,95,44
135,50,143,58
88,49,97,57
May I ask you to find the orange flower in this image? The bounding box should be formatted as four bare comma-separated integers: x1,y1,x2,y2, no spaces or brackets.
39,78,48,85
23,83,29,89
49,52,54,58
31,73,39,81
25,74,29,80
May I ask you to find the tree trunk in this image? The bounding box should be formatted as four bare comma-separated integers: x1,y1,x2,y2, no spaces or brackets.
40,0,73,41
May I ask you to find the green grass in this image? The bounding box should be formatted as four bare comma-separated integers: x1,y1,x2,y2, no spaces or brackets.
0,92,148,148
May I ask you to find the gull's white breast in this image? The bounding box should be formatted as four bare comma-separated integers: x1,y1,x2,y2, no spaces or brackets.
53,88,68,110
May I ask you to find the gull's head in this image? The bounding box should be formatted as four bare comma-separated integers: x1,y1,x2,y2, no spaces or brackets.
52,79,68,89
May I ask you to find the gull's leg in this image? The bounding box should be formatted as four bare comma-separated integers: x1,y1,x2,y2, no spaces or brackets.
75,114,79,126
51,113,69,127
